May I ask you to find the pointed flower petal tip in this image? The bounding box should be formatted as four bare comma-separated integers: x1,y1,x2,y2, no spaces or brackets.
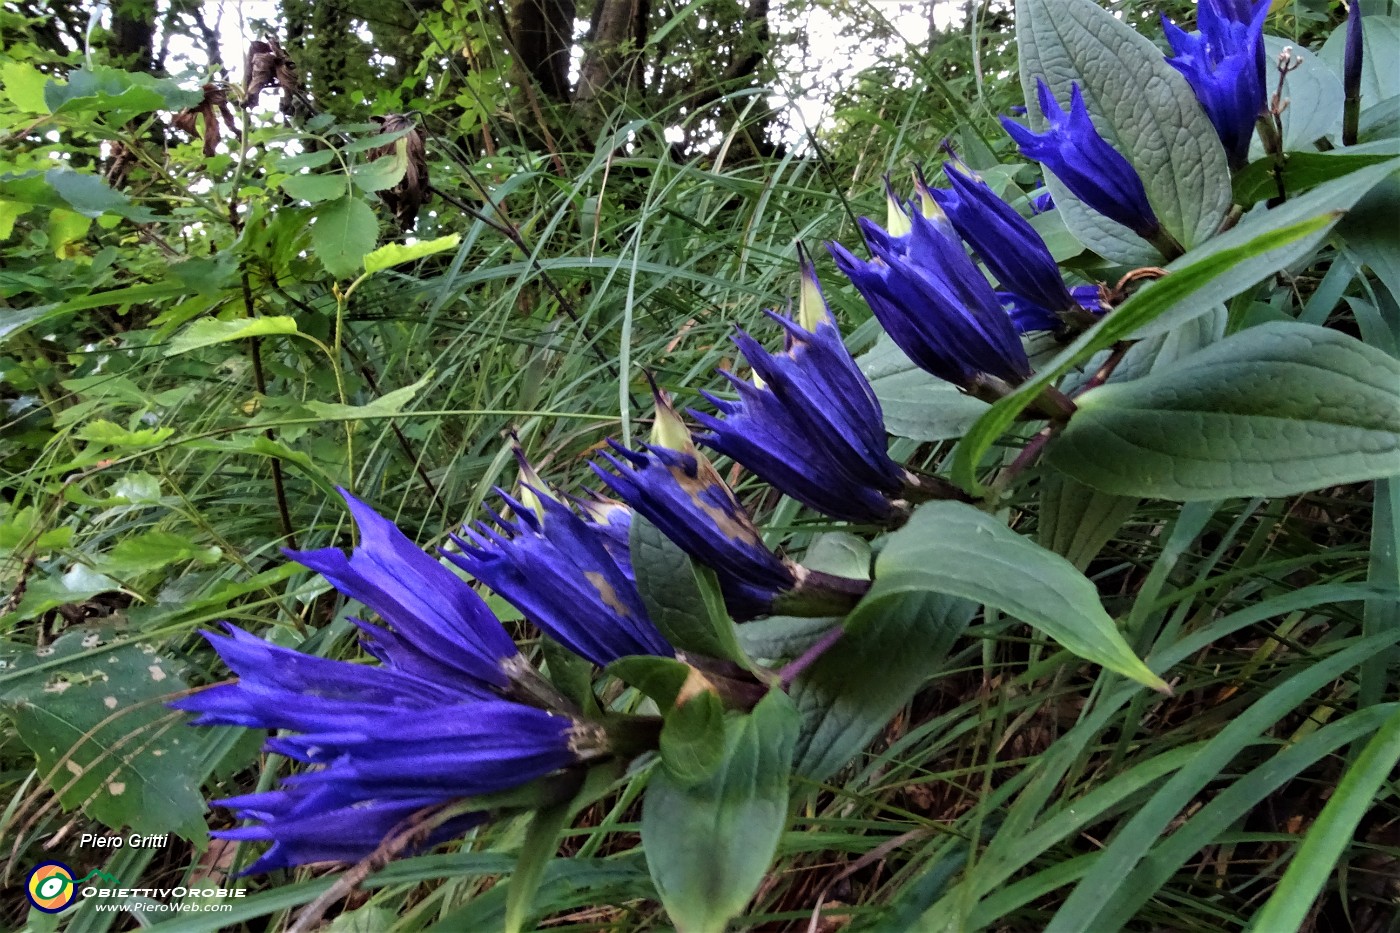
1163,0,1269,170
796,253,832,332
1002,80,1161,239
934,163,1077,318
695,308,906,525
590,440,794,618
284,492,518,689
444,492,672,668
828,206,1031,391
645,380,695,453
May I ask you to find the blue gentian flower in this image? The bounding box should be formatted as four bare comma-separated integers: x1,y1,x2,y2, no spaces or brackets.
1029,186,1054,214
830,204,1032,392
173,625,595,873
591,388,796,619
690,259,909,524
446,486,673,667
1001,284,1107,335
284,489,521,691
1163,0,1269,170
1001,81,1162,239
931,163,1078,321
212,786,484,874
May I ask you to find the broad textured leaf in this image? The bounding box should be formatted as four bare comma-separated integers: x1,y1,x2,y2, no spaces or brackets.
642,690,798,933
311,195,379,278
0,626,207,840
953,158,1400,492
858,334,989,441
629,515,749,665
1046,322,1400,499
1016,0,1232,258
165,316,299,356
363,234,462,274
43,67,200,119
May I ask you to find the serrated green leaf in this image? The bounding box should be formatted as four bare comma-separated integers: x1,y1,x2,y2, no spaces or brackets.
642,690,798,933
629,515,750,665
75,420,174,447
2,61,50,112
303,372,431,420
311,195,379,278
1016,0,1232,260
363,234,462,274
1045,322,1400,499
0,626,207,841
279,172,348,203
44,169,130,219
351,150,408,193
165,316,299,356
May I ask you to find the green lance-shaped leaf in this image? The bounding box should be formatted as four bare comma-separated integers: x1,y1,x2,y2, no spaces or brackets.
1015,0,1232,261
790,588,975,780
887,501,1165,692
641,690,799,933
1045,321,1400,500
629,514,751,666
0,626,207,841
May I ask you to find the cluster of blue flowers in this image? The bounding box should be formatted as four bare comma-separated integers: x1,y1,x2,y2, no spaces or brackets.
174,0,1351,875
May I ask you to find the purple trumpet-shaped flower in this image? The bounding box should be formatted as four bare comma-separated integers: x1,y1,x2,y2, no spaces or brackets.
830,203,1031,392
1163,0,1269,170
1001,284,1108,335
930,163,1079,322
212,785,484,874
284,489,520,691
1001,81,1161,240
170,624,467,732
446,486,673,668
173,626,593,874
591,388,796,619
691,260,908,524
1029,186,1054,214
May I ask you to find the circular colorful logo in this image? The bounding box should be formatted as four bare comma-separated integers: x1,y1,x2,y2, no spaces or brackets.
26,861,78,913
